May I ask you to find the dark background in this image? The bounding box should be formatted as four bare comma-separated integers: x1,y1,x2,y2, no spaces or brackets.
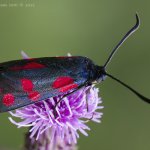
0,0,150,150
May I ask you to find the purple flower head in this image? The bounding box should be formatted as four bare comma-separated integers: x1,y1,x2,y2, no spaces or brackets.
9,52,103,149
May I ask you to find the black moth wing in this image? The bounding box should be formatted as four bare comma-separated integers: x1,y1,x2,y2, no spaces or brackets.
0,56,97,112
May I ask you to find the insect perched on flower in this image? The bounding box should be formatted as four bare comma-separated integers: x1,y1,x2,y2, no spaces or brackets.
0,14,149,113
0,13,150,148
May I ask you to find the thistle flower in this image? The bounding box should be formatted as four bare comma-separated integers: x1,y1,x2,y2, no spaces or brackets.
8,52,103,150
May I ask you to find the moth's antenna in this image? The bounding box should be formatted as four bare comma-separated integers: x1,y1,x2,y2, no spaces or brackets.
105,72,150,104
102,14,149,103
103,13,140,68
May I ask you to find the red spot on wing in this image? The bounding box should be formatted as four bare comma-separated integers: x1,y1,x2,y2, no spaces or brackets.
2,94,15,107
23,62,45,69
21,78,40,101
10,62,45,71
21,78,33,92
28,91,40,101
52,76,78,92
59,83,78,92
52,76,74,88
10,66,23,70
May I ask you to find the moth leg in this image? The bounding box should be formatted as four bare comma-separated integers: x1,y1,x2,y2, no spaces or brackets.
85,84,95,120
85,83,93,113
84,113,94,123
86,88,89,112
53,85,85,118
86,93,89,112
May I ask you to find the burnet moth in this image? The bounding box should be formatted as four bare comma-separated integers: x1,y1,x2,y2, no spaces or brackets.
0,14,149,113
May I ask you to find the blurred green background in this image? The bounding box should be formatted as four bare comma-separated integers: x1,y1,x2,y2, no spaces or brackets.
0,0,150,150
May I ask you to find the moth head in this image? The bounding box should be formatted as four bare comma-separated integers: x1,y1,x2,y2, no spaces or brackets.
93,66,107,84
